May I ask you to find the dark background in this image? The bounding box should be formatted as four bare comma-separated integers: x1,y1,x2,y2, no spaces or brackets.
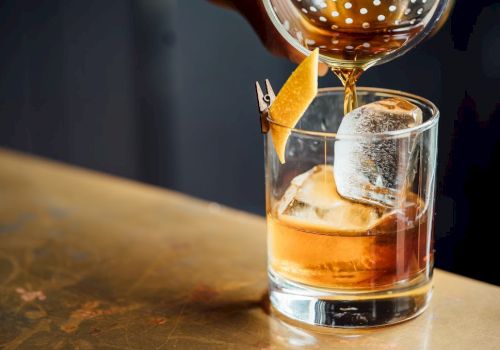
1,0,499,285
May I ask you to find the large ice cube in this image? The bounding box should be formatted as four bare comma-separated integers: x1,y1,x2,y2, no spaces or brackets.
334,98,422,207
278,165,383,232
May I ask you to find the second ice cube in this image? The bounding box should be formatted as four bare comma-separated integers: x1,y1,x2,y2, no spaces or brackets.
334,98,423,207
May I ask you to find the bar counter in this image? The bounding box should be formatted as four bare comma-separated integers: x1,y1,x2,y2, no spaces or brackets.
1,148,499,349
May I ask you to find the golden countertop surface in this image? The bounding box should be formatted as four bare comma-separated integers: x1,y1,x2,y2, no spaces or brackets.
0,148,499,349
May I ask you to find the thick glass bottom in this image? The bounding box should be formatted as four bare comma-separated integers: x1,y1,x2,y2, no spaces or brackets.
269,269,432,328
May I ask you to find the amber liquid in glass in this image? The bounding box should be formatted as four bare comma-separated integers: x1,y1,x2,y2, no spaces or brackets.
268,165,432,290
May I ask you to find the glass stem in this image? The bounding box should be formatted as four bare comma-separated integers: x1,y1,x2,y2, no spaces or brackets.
331,67,364,115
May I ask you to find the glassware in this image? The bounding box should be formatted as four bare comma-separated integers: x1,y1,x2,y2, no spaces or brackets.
262,0,454,113
265,87,438,328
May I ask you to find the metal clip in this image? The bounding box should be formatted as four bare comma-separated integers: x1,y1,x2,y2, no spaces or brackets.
255,79,276,134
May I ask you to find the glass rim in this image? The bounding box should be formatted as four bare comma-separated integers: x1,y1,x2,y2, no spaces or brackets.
267,86,439,139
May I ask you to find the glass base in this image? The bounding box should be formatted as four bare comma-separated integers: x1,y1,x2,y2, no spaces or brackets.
269,270,432,328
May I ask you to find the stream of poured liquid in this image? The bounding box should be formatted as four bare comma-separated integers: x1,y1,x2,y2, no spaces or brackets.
331,67,364,114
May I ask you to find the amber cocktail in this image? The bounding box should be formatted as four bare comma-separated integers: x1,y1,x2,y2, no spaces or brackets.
265,87,438,327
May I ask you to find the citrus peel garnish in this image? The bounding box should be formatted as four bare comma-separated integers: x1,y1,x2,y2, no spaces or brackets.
269,48,319,163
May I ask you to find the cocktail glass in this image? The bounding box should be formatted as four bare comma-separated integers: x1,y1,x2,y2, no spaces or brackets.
265,87,438,328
